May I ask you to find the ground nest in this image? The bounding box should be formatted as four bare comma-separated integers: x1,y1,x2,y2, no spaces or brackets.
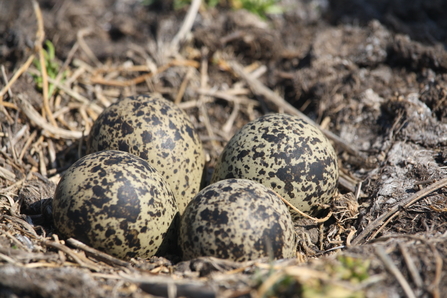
0,0,447,297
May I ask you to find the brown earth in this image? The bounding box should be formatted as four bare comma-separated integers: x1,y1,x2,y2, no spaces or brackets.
0,0,447,297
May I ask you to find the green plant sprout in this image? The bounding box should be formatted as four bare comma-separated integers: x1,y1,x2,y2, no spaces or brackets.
230,0,282,18
151,0,282,19
264,274,301,297
335,255,370,284
32,40,66,99
255,256,370,298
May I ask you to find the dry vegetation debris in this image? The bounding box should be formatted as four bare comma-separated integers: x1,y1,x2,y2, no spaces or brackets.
1,0,447,297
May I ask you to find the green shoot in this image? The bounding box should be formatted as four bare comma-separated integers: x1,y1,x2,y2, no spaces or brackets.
32,40,67,99
231,0,282,18
168,0,283,19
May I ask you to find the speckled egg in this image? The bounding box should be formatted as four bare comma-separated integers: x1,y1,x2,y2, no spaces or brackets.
87,94,205,214
211,113,338,217
179,179,296,261
52,150,179,259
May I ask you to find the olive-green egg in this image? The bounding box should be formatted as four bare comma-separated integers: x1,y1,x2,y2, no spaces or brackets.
179,179,296,261
53,150,178,259
211,114,338,218
87,94,205,214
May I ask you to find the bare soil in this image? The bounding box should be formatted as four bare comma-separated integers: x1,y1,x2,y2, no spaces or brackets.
0,0,446,297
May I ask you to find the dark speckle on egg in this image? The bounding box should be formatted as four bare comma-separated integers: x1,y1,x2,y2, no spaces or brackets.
211,114,339,218
179,179,296,261
52,150,178,260
87,94,205,214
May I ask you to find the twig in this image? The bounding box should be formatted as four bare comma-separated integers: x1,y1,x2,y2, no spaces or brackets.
375,245,416,298
120,272,216,298
31,0,58,128
77,28,102,67
0,167,16,182
372,234,443,297
175,67,194,104
398,243,423,288
46,76,103,114
38,147,47,176
339,173,365,196
51,234,66,264
4,231,32,253
54,42,79,85
0,178,26,195
27,68,104,115
428,242,442,298
345,227,356,247
171,0,202,51
0,252,19,265
32,0,47,100
196,88,259,106
318,222,324,250
94,64,153,73
0,66,14,124
42,239,100,272
278,193,332,223
90,60,199,87
1,65,12,98
66,238,131,268
16,94,84,139
198,48,219,149
354,181,363,201
3,215,38,238
222,101,240,136
352,177,447,245
0,55,35,99
368,211,400,241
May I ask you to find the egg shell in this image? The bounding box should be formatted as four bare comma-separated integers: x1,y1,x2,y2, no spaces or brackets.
179,179,296,261
53,150,179,259
211,113,339,217
87,94,205,214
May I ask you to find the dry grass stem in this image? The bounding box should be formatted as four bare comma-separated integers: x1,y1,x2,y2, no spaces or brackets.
428,242,442,298
398,243,423,288
368,211,400,241
375,245,416,298
197,88,259,106
77,28,102,67
175,67,195,104
42,239,101,272
0,55,35,99
171,0,202,51
279,194,332,223
17,94,84,139
352,177,447,245
32,0,58,128
90,60,199,87
66,238,131,268
44,76,103,114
